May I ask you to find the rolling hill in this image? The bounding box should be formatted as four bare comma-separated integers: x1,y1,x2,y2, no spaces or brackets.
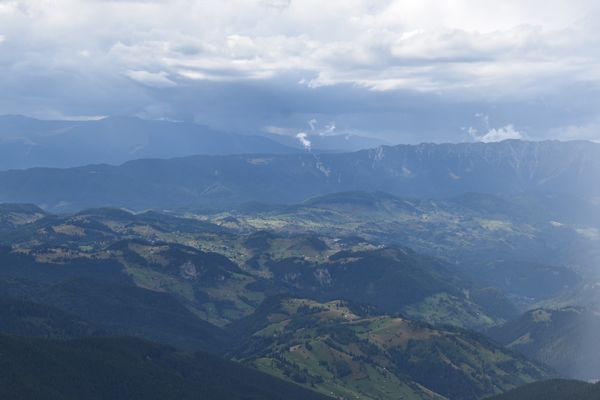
209,191,592,306
0,204,519,330
0,201,587,399
252,246,518,329
488,307,600,380
229,297,549,400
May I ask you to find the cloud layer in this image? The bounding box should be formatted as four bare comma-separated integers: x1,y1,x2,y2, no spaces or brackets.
1,0,600,142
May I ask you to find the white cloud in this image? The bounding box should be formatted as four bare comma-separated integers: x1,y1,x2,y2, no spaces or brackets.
296,132,312,149
2,0,598,95
474,124,523,143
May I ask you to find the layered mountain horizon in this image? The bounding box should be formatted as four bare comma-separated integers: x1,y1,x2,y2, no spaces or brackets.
0,114,393,170
0,136,596,212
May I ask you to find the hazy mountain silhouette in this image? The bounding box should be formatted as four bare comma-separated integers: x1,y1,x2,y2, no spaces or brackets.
0,139,597,211
0,115,297,169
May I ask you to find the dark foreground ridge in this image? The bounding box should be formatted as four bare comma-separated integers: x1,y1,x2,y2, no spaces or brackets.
0,333,331,400
486,379,600,400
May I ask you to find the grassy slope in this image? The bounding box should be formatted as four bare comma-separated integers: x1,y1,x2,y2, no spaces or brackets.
230,297,549,400
209,192,589,304
0,204,517,330
488,307,600,380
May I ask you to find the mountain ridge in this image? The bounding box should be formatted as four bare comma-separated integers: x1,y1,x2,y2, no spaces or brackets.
228,296,549,400
0,332,331,400
0,139,597,212
0,114,298,170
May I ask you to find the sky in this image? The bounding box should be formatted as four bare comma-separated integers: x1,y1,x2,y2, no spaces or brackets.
1,0,600,143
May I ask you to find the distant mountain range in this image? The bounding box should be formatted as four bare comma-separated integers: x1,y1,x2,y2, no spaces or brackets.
0,139,597,211
263,131,388,152
0,115,391,170
0,115,299,169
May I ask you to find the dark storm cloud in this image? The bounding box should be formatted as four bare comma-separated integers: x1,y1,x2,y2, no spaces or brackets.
1,0,600,142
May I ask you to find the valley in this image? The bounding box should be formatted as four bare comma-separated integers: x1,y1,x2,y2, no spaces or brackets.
0,141,598,399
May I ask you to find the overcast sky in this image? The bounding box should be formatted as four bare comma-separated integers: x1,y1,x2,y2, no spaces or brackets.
1,0,600,143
